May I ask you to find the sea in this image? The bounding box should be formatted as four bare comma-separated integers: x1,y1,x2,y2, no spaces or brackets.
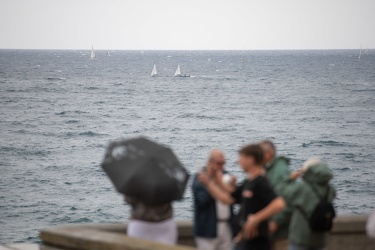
0,50,374,243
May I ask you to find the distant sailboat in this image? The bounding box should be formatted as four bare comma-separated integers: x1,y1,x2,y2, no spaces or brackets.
174,65,182,77
174,65,190,77
151,65,158,77
358,45,362,60
107,51,111,56
90,45,95,59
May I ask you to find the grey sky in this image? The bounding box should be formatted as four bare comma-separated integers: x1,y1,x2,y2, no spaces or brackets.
0,0,374,50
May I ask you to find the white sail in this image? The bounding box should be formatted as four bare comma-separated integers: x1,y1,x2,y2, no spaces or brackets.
91,45,95,59
174,65,181,76
151,65,158,77
358,45,362,59
107,51,111,56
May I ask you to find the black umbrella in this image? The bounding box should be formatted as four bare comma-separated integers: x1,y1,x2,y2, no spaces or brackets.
101,137,189,205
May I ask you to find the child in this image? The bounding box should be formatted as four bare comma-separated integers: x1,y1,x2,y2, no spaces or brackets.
199,144,285,250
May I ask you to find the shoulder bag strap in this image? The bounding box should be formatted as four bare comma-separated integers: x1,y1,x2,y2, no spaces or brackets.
296,205,310,222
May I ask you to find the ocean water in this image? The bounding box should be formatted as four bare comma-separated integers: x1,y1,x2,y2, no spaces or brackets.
0,50,374,243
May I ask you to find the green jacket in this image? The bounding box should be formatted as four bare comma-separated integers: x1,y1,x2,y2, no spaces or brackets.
282,163,336,248
265,156,293,239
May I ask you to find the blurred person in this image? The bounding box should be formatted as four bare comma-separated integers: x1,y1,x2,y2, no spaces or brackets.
283,158,336,250
125,196,177,245
199,144,285,250
192,149,235,250
260,140,293,250
366,209,375,238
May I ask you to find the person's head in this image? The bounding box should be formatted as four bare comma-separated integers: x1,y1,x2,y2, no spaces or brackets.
301,157,333,184
259,140,276,165
238,144,264,172
300,157,322,174
206,149,226,174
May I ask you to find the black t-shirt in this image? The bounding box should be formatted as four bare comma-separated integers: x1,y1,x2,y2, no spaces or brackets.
231,175,277,250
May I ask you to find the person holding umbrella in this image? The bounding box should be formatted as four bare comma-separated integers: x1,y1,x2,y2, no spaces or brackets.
124,196,176,244
101,137,190,245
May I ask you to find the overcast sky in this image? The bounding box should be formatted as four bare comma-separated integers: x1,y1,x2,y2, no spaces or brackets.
0,0,374,50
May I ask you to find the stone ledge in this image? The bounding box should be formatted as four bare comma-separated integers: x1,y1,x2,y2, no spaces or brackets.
0,245,60,250
39,215,375,250
40,223,196,250
331,215,368,233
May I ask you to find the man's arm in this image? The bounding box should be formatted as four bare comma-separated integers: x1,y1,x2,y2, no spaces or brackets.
192,174,215,208
198,172,235,205
214,171,236,193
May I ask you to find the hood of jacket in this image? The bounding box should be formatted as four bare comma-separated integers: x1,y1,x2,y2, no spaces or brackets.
302,162,333,185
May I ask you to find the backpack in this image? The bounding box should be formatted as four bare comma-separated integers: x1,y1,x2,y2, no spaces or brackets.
297,184,336,232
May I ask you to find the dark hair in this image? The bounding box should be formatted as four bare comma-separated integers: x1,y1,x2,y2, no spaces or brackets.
239,144,264,165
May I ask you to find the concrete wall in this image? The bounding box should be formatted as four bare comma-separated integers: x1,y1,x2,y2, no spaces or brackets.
326,215,375,250
39,215,375,250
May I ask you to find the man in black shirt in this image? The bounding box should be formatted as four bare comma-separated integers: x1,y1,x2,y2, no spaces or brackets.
199,144,285,250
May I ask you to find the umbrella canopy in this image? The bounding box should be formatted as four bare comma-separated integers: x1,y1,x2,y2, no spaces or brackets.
101,137,189,205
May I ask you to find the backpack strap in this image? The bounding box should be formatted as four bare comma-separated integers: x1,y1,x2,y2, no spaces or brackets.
323,186,331,201
296,205,310,221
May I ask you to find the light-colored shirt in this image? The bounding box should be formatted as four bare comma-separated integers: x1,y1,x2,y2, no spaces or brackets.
216,200,230,220
216,174,232,221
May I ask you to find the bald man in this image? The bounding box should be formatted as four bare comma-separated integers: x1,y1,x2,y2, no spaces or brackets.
259,140,292,250
192,150,234,250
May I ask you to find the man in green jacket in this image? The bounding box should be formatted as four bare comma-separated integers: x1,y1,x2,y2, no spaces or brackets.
260,140,293,250
282,158,336,250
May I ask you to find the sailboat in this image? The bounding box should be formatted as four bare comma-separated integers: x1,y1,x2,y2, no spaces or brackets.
174,65,182,77
151,65,158,77
90,45,95,59
358,45,362,60
174,65,190,77
107,51,111,56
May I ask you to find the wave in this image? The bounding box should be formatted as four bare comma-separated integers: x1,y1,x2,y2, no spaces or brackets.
352,89,375,92
47,77,66,81
336,152,356,159
335,167,352,171
0,146,51,157
84,86,100,90
88,143,106,148
55,110,89,116
66,120,79,124
301,140,350,148
63,131,108,138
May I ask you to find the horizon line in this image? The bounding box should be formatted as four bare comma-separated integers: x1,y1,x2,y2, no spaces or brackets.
0,48,371,51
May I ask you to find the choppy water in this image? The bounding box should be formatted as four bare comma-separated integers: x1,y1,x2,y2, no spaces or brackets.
0,50,374,243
